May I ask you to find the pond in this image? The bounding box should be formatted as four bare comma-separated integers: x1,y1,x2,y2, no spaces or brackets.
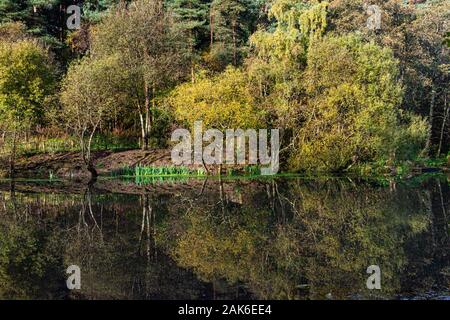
0,175,448,300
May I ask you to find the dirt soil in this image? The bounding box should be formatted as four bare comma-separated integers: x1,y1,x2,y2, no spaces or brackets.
0,149,200,179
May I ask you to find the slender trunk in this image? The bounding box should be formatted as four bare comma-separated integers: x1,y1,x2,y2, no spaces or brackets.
424,87,436,156
138,110,145,149
232,20,237,66
429,179,449,251
139,194,147,249
437,93,448,157
82,124,99,182
9,130,17,179
87,162,98,179
219,171,225,216
151,83,156,126
189,28,195,84
142,80,151,150
202,157,209,175
210,9,214,48
9,179,16,217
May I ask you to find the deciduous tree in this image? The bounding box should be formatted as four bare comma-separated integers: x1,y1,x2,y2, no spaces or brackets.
0,39,55,177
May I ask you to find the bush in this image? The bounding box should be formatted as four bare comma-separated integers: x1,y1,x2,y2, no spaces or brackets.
288,35,425,172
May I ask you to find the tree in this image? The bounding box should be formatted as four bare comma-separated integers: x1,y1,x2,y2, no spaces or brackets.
168,0,209,81
289,34,427,171
0,0,66,48
0,21,28,42
0,39,55,178
245,0,429,171
82,0,123,22
206,0,262,69
248,0,328,128
60,55,125,180
90,0,189,150
170,67,266,130
328,0,450,156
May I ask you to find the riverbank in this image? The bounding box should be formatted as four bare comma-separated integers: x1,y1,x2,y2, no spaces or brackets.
0,149,176,179
0,148,448,180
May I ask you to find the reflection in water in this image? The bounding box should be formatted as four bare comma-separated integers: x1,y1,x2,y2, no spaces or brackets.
0,176,448,300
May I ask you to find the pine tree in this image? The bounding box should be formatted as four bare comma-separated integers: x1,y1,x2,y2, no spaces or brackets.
209,0,260,67
83,0,123,22
168,0,209,81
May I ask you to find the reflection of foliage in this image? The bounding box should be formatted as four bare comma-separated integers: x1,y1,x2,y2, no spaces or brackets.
286,180,430,299
0,176,447,300
170,179,434,299
0,198,65,299
174,207,270,284
61,192,210,299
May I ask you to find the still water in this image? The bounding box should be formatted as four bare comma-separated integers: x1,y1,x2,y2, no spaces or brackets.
0,175,448,300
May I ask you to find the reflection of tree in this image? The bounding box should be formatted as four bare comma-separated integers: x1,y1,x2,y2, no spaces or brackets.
0,176,447,299
0,191,68,299
63,191,210,299
401,178,449,296
169,178,445,299
138,194,156,261
76,186,103,244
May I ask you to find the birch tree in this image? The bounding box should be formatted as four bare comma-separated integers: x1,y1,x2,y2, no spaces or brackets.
60,55,124,180
91,0,189,150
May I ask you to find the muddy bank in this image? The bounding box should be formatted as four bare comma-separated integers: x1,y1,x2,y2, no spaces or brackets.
0,148,448,180
0,149,201,179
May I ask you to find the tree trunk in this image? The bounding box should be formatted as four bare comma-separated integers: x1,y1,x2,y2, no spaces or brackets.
83,126,99,183
232,20,237,66
138,111,145,150
142,80,151,150
437,93,448,157
9,130,17,179
87,161,98,184
210,9,214,48
424,87,436,156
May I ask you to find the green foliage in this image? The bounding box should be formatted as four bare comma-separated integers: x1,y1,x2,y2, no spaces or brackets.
289,34,426,172
208,0,255,66
113,165,206,185
169,0,209,47
1,134,138,157
170,66,266,130
0,0,447,175
247,0,329,128
0,39,55,131
0,0,65,48
60,54,125,133
0,21,28,41
59,54,128,170
91,0,189,91
90,0,190,149
226,165,260,176
329,0,450,157
82,0,122,22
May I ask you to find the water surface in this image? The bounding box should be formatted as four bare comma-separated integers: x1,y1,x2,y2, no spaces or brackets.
0,175,448,300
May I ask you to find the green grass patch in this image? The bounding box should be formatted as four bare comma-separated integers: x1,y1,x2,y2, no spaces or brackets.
112,165,206,178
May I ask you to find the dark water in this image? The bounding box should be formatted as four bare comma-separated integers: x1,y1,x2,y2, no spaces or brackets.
0,175,449,300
